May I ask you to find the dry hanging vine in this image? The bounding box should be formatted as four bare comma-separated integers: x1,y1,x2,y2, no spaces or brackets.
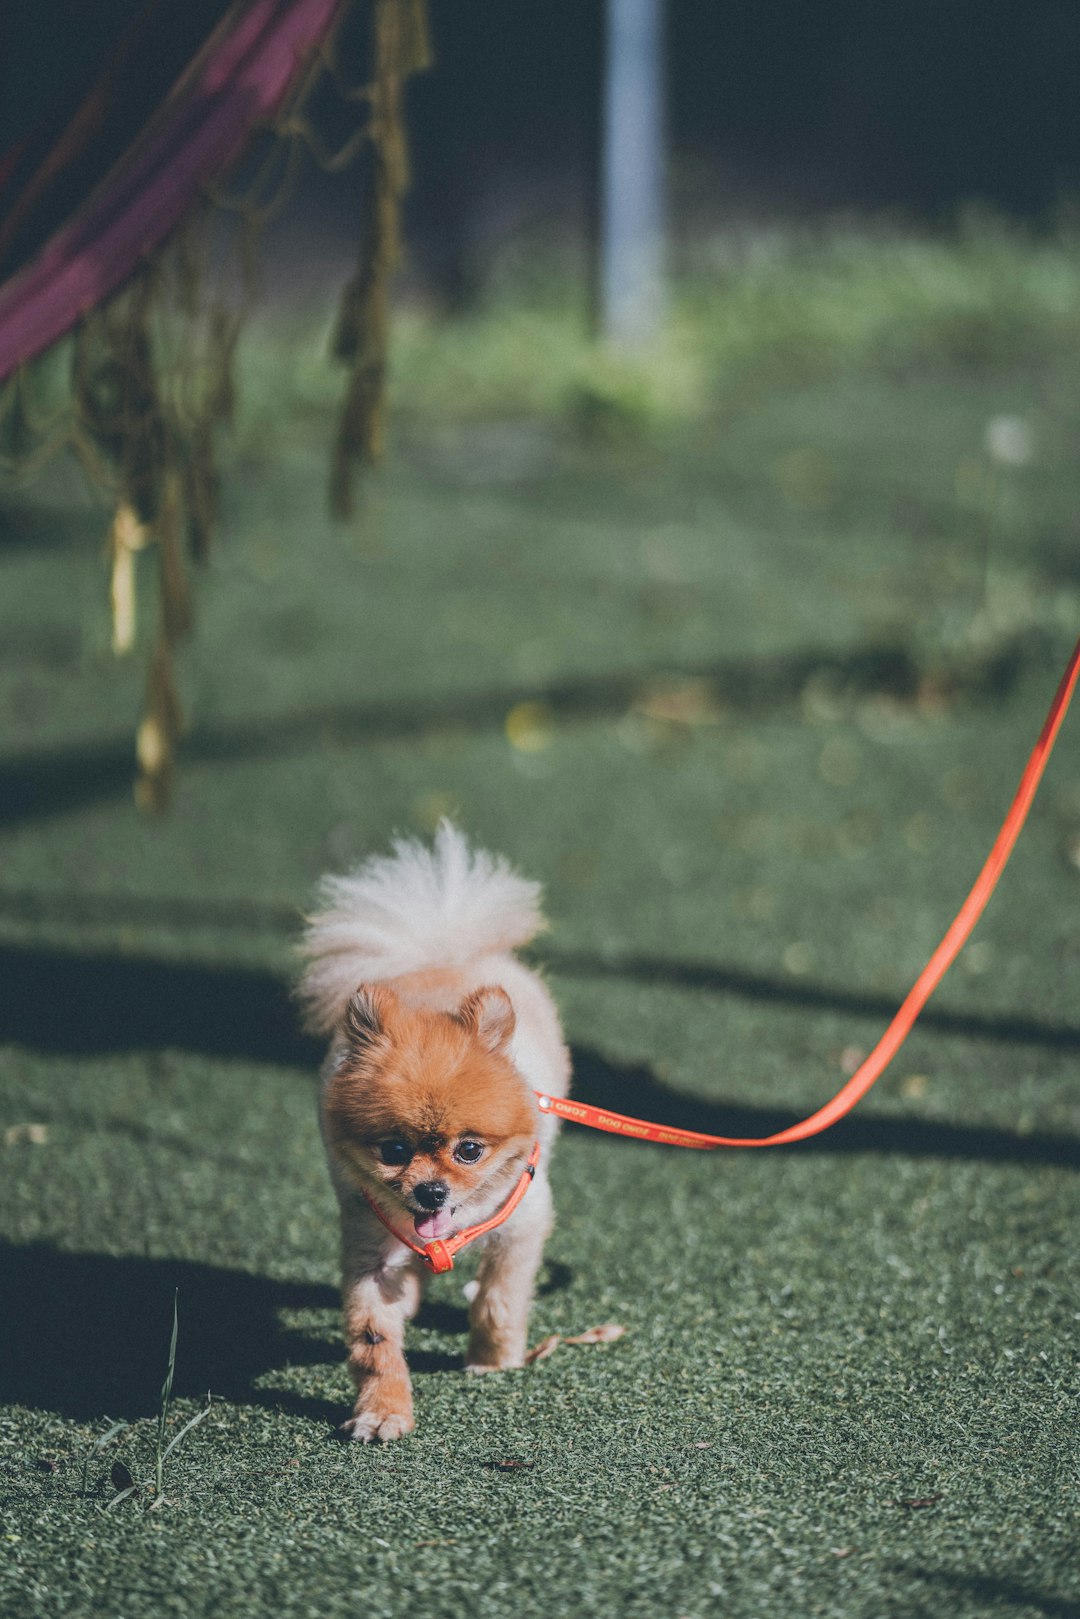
331,0,430,515
0,0,430,808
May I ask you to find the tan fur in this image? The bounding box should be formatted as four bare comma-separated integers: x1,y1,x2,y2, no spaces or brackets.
340,1260,420,1442
323,985,539,1217
325,976,564,1439
315,953,568,1442
300,829,569,1440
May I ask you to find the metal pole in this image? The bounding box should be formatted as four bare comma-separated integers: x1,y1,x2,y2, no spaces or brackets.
600,0,666,346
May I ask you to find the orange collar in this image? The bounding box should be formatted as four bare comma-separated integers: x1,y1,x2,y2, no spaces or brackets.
360,1141,541,1273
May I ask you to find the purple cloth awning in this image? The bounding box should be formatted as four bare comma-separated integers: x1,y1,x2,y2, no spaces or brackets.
0,0,346,382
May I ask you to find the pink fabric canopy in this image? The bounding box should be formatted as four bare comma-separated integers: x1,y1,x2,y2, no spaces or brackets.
0,0,346,382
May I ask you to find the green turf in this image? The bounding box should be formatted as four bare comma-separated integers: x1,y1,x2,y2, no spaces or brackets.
1,240,1079,1617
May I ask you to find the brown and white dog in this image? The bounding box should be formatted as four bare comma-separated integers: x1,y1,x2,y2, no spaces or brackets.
298,823,569,1441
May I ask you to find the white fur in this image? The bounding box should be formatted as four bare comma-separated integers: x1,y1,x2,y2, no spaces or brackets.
297,820,547,1037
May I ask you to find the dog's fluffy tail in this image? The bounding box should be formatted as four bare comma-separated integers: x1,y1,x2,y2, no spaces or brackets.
297,821,546,1036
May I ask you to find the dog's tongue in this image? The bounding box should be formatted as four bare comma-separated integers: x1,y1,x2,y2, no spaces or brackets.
414,1208,453,1241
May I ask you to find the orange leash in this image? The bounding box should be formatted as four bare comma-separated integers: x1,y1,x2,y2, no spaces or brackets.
537,637,1080,1150
365,641,1079,1271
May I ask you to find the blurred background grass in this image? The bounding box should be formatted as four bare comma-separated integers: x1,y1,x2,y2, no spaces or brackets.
239,214,1080,431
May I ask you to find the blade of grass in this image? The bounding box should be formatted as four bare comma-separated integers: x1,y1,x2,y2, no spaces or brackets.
104,1483,138,1509
154,1290,179,1499
79,1420,128,1499
158,1394,213,1468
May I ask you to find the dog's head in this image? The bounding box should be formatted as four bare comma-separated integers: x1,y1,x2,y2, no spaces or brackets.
323,983,537,1240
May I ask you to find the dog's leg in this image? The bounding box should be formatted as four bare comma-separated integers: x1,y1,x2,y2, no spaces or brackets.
338,1208,422,1442
466,1178,552,1373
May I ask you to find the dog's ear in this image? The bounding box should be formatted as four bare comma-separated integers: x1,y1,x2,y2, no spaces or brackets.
456,986,515,1054
344,984,394,1049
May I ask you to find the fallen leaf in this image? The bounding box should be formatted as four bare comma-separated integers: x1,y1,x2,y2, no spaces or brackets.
485,1458,534,1472
524,1334,562,1364
563,1323,626,1346
526,1322,627,1362
830,1547,854,1559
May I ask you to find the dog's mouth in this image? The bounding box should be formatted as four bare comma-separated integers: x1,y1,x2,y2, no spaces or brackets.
412,1206,455,1241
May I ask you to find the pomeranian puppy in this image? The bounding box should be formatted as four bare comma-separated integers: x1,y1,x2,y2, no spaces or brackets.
298,822,570,1441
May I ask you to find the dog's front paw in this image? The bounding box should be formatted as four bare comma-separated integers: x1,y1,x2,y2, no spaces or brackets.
339,1406,415,1443
466,1324,526,1373
340,1385,415,1443
465,1349,524,1375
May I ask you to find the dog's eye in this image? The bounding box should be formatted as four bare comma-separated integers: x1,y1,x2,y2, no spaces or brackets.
454,1140,484,1164
377,1139,411,1166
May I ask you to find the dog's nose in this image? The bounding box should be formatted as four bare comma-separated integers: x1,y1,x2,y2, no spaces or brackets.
413,1180,449,1210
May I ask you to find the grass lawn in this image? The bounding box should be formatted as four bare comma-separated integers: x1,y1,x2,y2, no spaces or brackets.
1,228,1079,1617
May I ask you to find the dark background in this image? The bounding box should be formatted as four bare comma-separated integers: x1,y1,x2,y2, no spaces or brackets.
3,0,1080,297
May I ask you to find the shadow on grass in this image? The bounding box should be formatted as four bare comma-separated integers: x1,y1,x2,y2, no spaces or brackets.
570,1048,1080,1167
549,947,1080,1057
0,1242,342,1424
1,941,1077,1168
0,1243,482,1425
0,635,1033,826
0,942,320,1067
896,1568,1079,1618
